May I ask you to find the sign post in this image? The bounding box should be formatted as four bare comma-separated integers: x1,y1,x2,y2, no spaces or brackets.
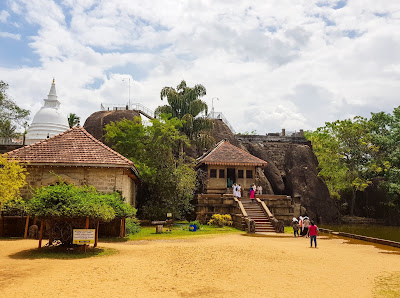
73,229,95,245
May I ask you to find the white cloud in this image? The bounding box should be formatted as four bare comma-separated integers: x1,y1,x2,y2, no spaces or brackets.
0,31,21,40
1,0,400,134
0,10,10,23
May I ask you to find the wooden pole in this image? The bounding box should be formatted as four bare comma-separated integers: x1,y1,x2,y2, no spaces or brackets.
120,218,124,238
48,220,53,245
84,217,89,252
94,221,99,248
38,220,44,249
123,218,126,237
24,215,30,239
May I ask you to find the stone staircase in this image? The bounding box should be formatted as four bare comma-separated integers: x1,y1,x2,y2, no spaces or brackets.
240,198,275,233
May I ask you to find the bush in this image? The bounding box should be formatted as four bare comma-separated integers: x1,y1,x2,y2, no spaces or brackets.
189,220,201,230
125,218,141,235
208,214,233,227
1,197,27,216
27,183,137,222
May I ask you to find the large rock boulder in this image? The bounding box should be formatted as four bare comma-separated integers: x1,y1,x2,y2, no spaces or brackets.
284,145,339,223
241,142,285,194
84,110,141,141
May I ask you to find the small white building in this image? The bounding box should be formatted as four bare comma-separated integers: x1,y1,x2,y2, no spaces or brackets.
25,79,69,145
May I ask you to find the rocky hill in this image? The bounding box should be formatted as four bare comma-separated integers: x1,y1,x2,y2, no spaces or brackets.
211,119,338,223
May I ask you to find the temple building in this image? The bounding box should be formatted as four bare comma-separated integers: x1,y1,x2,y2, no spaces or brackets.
196,140,267,193
25,79,69,145
7,126,139,206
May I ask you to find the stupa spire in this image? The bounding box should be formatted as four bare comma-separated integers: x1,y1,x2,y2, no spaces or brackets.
48,78,57,100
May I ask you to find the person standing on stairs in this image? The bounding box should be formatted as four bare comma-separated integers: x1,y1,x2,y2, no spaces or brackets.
250,186,256,202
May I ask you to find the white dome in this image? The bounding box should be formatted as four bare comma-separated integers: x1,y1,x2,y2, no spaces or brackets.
25,80,69,145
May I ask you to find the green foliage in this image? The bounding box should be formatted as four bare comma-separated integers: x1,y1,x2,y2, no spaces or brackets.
105,116,197,220
155,80,215,152
306,106,400,219
0,81,30,136
1,197,27,216
0,154,27,205
125,217,141,235
208,214,233,227
67,113,80,128
188,220,201,230
27,183,136,221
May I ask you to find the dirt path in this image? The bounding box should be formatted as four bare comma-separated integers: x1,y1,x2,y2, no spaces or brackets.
1,234,399,297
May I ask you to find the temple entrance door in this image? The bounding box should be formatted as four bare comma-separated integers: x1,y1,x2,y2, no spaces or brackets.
227,168,235,188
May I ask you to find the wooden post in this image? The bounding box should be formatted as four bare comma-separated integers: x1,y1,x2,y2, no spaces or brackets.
84,217,90,252
48,220,53,245
94,221,99,248
38,220,44,249
120,218,124,238
24,215,30,239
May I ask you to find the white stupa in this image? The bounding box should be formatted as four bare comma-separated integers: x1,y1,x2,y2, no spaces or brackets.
25,79,69,145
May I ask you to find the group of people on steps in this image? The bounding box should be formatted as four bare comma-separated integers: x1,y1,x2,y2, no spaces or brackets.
233,183,263,201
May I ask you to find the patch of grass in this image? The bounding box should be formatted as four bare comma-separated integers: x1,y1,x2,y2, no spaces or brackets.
374,272,400,297
284,226,294,234
9,246,118,260
125,224,243,241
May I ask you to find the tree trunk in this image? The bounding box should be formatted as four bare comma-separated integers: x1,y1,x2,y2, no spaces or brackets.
350,187,356,216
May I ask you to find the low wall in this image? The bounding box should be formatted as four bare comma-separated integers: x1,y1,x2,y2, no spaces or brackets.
320,228,400,249
195,193,298,227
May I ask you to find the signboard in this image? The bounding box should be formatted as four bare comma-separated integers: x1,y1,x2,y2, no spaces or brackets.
166,213,172,218
73,229,95,245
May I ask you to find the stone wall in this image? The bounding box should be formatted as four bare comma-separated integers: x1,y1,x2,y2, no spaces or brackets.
21,166,137,206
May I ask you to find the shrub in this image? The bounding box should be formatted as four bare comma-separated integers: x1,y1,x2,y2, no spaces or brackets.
1,197,27,216
189,220,201,230
125,218,141,235
27,183,137,222
208,214,233,227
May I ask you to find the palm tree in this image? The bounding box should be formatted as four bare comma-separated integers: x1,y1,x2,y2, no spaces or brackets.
155,80,214,153
68,113,80,128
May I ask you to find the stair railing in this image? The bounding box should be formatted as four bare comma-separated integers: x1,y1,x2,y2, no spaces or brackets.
233,198,254,233
256,197,284,233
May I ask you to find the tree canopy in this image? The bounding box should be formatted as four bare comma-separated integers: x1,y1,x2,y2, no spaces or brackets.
105,116,197,220
0,154,27,207
306,107,400,220
27,183,136,221
0,81,30,137
68,113,80,128
155,80,214,153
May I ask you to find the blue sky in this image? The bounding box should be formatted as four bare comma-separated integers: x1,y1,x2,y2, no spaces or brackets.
1,0,400,134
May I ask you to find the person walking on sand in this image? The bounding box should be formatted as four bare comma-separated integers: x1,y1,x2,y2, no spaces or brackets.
292,217,299,237
298,216,304,236
308,220,319,248
303,216,310,237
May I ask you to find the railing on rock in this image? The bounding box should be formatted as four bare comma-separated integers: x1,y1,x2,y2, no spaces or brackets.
208,111,236,134
101,103,154,119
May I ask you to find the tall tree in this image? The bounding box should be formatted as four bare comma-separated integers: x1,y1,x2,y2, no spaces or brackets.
105,116,197,219
155,80,214,153
368,107,400,217
68,113,80,128
0,81,30,136
306,117,379,216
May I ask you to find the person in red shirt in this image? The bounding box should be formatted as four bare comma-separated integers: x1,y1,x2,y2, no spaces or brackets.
308,220,319,248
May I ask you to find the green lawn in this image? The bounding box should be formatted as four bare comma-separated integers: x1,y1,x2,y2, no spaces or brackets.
126,224,243,241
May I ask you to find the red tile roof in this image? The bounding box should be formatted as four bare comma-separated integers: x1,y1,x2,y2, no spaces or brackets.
196,141,267,167
6,126,136,169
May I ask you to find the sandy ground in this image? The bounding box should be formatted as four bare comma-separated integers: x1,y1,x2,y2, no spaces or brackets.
1,233,400,298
